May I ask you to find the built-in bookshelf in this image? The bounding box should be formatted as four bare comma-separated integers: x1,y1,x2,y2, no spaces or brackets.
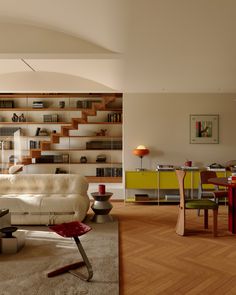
0,93,123,183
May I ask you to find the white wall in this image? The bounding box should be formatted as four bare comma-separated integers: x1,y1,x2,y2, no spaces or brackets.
124,93,236,170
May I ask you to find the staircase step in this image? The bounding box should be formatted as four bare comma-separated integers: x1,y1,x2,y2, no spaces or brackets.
71,119,79,129
21,157,32,165
93,102,104,110
51,133,61,143
41,141,51,150
30,149,41,158
61,126,70,136
83,109,97,116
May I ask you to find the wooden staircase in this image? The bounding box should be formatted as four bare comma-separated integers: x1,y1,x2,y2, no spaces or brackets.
21,96,116,165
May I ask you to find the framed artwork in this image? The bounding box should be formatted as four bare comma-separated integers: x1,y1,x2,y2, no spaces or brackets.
190,114,219,144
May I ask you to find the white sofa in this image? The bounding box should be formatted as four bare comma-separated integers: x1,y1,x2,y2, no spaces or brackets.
0,174,90,225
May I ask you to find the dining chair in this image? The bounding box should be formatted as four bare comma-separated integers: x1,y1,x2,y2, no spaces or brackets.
199,170,228,202
198,170,228,215
175,169,218,237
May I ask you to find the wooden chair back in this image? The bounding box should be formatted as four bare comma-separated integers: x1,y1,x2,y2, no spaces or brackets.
200,170,217,185
176,169,186,208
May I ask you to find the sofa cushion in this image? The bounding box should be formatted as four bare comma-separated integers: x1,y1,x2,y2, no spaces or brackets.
0,174,88,195
0,174,90,225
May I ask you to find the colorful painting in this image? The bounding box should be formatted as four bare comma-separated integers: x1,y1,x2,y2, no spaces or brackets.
190,115,219,144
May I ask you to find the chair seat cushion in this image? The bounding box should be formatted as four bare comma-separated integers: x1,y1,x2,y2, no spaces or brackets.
49,221,92,238
185,199,218,209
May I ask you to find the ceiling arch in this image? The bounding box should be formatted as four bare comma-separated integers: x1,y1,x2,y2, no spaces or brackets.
0,71,115,92
0,22,117,58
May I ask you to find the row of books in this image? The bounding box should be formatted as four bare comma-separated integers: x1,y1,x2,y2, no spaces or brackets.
0,140,13,150
96,167,122,177
86,140,122,150
32,154,69,163
29,140,40,149
0,127,21,136
107,113,122,123
43,114,59,122
0,100,14,108
76,100,100,109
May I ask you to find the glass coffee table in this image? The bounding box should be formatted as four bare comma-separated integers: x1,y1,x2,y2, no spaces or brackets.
91,192,113,223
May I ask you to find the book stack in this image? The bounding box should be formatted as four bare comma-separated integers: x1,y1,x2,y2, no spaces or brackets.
32,101,44,108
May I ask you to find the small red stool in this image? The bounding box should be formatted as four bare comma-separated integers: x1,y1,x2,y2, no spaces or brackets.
47,221,93,281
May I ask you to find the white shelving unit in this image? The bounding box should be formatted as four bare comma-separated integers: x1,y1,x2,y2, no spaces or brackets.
0,94,123,186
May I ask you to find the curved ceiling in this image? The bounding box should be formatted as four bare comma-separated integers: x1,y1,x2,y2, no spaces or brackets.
0,1,236,92
0,71,115,92
0,22,115,58
0,0,124,53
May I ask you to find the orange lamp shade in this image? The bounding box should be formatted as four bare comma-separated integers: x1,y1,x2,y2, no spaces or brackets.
133,145,150,158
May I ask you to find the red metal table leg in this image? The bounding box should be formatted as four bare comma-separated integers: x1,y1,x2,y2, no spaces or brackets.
228,187,236,233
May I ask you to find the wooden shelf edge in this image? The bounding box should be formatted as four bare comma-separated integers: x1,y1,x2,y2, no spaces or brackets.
0,93,123,98
0,122,70,124
0,107,122,112
85,176,122,183
0,122,121,125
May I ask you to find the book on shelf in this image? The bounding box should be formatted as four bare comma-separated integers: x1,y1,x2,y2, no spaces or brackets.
0,127,21,136
29,140,40,149
43,114,59,122
86,140,122,150
0,100,14,108
107,112,122,123
33,154,69,164
96,167,122,177
76,100,100,109
32,101,44,108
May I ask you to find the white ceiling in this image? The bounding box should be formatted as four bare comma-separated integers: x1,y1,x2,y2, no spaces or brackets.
0,0,236,93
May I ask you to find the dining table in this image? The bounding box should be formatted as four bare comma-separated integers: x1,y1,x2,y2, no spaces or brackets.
208,177,236,234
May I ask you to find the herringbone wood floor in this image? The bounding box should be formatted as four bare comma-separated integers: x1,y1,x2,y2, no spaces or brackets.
106,203,236,295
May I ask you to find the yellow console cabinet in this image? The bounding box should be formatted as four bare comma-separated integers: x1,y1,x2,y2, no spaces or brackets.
158,171,192,189
125,169,228,204
125,171,158,202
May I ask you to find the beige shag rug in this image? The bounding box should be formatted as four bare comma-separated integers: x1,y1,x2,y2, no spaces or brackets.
0,218,119,295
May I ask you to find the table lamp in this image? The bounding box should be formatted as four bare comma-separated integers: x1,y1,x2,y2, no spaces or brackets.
133,145,149,171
